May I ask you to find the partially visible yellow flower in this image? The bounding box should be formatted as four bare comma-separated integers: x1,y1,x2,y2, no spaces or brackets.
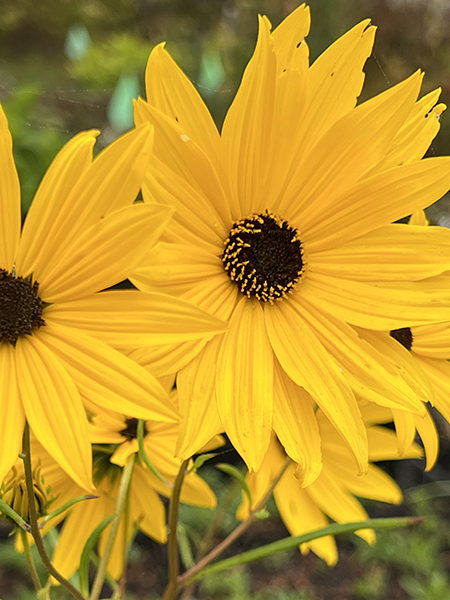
348,212,446,471
0,106,227,491
23,402,221,582
131,4,450,481
238,405,422,566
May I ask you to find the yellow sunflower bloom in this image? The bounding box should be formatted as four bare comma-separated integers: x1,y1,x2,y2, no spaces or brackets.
237,405,422,566
131,4,450,479
18,408,220,582
379,309,450,463
0,106,226,492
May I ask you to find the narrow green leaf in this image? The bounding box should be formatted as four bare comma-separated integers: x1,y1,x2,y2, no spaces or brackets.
216,463,252,507
79,515,114,596
191,453,216,472
185,517,425,582
41,495,98,527
137,420,173,488
177,523,195,569
0,498,30,531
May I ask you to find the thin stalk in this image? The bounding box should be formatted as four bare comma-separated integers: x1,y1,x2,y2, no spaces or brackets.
20,528,42,592
180,481,240,600
21,423,86,600
162,459,190,600
184,516,426,581
89,454,135,600
178,456,291,587
115,481,133,600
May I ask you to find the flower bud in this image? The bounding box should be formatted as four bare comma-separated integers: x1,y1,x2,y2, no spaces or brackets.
1,462,49,523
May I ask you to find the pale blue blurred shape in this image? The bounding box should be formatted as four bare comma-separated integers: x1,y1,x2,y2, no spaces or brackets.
107,72,140,133
198,48,225,97
65,24,92,62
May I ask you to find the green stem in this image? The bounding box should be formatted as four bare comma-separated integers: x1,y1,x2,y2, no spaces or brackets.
183,516,426,581
21,423,86,600
162,459,190,600
20,527,42,592
89,453,135,600
178,456,291,587
115,480,133,600
0,497,31,531
179,481,240,600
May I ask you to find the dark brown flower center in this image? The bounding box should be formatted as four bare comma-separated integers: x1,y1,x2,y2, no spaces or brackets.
0,270,46,344
222,211,304,303
119,418,142,441
389,327,413,351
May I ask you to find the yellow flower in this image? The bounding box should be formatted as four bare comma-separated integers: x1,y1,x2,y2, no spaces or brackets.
131,4,450,480
0,106,226,491
380,311,450,465
345,213,443,471
237,405,422,566
23,407,219,582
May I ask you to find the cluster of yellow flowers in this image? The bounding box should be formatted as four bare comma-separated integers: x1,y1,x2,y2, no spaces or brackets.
2,2,450,581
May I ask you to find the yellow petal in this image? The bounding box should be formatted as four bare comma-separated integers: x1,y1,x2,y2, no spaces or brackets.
302,272,450,329
271,4,310,71
411,322,450,359
310,223,450,281
418,356,450,425
335,463,402,505
44,289,227,351
37,204,173,302
367,425,423,462
263,42,309,210
300,20,376,154
217,298,274,471
305,157,450,252
265,299,368,474
143,156,228,247
370,89,445,175
356,329,431,408
298,296,427,413
135,98,231,228
179,471,217,508
38,322,178,423
145,44,221,164
53,497,110,580
129,338,207,378
176,336,224,460
307,471,373,544
273,361,322,486
131,469,167,543
15,335,93,491
413,407,439,471
0,105,21,270
0,344,25,482
392,409,416,456
131,241,225,298
221,16,277,217
16,130,98,278
409,209,429,226
281,68,422,222
29,124,154,276
273,462,338,566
